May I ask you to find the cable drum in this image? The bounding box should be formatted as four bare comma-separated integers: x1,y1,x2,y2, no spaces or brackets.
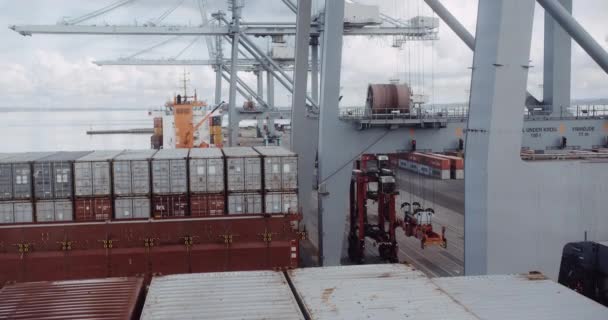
366,84,412,114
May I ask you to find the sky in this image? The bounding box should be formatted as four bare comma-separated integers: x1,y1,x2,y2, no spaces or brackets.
0,0,606,109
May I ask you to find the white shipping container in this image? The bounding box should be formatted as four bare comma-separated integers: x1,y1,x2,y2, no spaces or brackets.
223,147,262,192
0,202,33,224
114,197,150,219
288,264,608,320
189,148,224,193
265,192,298,214
0,152,56,200
75,150,124,196
228,193,262,214
113,150,157,196
254,146,298,191
141,272,304,320
151,149,189,194
35,200,73,222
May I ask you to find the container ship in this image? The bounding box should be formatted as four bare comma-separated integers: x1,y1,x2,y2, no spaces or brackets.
0,146,302,284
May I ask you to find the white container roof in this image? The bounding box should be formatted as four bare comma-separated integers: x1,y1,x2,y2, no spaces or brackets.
152,148,189,160
222,147,260,158
288,264,608,320
76,150,124,162
189,148,224,159
141,271,305,320
253,146,296,157
113,149,158,161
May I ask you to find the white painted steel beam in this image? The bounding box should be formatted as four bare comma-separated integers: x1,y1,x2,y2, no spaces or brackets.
537,0,608,74
9,24,437,37
543,0,572,116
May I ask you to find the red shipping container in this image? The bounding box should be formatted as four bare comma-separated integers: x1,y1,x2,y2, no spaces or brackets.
190,193,225,217
75,197,112,221
152,194,188,218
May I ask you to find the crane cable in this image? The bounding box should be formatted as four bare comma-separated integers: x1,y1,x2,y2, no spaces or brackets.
150,0,186,26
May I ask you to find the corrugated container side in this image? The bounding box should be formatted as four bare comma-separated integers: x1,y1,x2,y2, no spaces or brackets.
244,157,262,191
0,202,33,224
263,156,298,191
190,193,225,216
33,161,53,199
114,160,151,195
265,192,298,214
152,159,187,194
75,161,113,196
0,163,12,200
140,272,305,320
75,197,112,221
228,193,262,214
152,194,188,218
226,158,245,191
12,163,32,199
281,157,298,190
189,158,224,193
35,200,73,222
115,197,150,219
0,277,145,320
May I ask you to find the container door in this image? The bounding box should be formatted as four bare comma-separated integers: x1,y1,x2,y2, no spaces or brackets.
75,198,93,221
282,193,299,213
74,162,93,196
265,193,282,214
264,158,282,191
92,162,111,196
190,194,208,217
115,198,133,219
0,203,14,223
54,200,73,221
282,157,298,190
0,164,12,200
245,158,261,191
169,160,187,193
228,194,244,215
53,162,72,198
133,198,151,218
13,202,33,223
189,159,207,193
35,201,55,222
113,161,132,196
152,160,170,194
93,198,112,220
207,158,224,193
245,194,262,214
13,164,32,199
33,162,53,199
208,194,225,216
131,160,150,195
227,158,244,192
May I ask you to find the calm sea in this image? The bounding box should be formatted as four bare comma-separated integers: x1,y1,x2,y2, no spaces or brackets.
0,110,153,152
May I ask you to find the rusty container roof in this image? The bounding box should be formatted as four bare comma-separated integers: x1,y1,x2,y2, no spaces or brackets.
0,277,144,320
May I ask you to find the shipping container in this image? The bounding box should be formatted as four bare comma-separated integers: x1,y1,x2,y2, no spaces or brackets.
115,197,151,219
35,200,73,222
228,192,262,214
113,149,157,196
74,197,112,221
0,201,33,224
189,148,224,193
254,146,298,191
288,264,608,320
151,149,189,194
75,150,124,197
0,152,56,200
0,277,145,320
152,194,188,218
190,193,225,216
141,272,305,320
33,151,92,200
223,147,262,192
265,192,298,214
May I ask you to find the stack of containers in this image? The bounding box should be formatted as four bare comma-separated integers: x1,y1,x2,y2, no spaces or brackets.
113,150,157,220
254,146,299,214
223,147,262,214
151,149,189,218
74,150,124,221
188,148,225,216
0,152,55,223
33,151,92,222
